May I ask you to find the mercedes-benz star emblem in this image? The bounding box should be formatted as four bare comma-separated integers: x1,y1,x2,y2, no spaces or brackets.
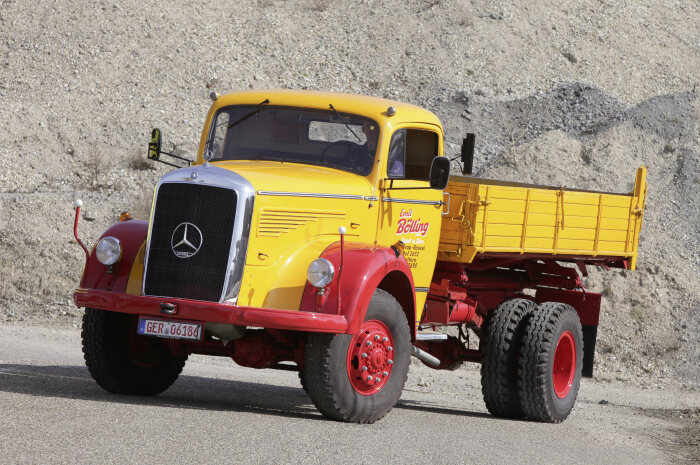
171,222,203,258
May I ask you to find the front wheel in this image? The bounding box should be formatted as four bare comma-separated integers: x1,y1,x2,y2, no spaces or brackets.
82,308,188,396
302,289,411,423
518,302,583,423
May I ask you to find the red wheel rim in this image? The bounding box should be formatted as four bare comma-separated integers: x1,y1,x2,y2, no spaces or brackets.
552,330,576,399
347,320,394,395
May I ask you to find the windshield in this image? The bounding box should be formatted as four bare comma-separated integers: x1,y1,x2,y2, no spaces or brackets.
207,105,380,175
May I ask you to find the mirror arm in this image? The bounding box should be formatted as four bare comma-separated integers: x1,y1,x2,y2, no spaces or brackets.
151,158,183,168
157,150,191,164
148,128,192,168
149,150,192,167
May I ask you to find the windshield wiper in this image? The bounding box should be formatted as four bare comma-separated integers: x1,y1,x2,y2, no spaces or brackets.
203,99,270,159
329,103,361,142
229,98,270,129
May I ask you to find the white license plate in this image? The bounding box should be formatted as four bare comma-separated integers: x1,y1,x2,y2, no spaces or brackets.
137,317,203,341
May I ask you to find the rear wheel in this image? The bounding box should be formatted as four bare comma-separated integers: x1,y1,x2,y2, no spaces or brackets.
518,302,583,423
303,289,411,423
479,298,535,419
82,308,188,396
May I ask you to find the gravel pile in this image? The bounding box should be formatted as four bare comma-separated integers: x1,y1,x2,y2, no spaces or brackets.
0,0,698,388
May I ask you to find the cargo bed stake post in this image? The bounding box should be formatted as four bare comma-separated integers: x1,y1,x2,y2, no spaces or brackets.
73,199,89,265
337,226,346,315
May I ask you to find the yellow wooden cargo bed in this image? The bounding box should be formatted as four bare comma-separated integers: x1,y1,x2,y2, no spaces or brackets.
437,166,648,270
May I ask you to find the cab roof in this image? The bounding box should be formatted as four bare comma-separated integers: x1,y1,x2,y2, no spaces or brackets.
211,89,442,127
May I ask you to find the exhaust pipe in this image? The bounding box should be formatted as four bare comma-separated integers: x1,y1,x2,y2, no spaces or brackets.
411,345,441,368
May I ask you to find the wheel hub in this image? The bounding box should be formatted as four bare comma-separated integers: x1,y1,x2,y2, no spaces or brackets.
347,320,394,395
552,330,576,399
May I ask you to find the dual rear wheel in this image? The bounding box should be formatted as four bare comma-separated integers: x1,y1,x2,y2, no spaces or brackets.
480,299,583,423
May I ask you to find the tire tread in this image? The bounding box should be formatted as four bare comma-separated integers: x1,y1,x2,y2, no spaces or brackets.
82,308,187,396
518,302,582,423
303,289,410,424
480,298,535,418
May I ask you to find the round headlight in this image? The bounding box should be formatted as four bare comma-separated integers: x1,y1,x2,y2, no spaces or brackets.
96,236,122,266
307,258,335,288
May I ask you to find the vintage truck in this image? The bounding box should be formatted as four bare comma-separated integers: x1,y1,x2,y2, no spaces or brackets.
73,90,647,424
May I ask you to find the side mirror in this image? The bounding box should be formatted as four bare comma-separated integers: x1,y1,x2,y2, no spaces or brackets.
429,157,450,190
146,129,191,168
148,128,162,161
461,133,475,175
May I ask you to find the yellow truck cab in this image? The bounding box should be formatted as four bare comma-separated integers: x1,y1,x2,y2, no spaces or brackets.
74,90,647,424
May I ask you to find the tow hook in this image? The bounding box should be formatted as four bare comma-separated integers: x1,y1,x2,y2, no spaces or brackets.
160,303,177,315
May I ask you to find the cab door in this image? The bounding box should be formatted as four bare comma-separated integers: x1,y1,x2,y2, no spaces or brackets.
376,123,445,325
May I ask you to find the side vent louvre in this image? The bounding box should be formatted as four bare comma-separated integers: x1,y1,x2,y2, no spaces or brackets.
258,209,346,237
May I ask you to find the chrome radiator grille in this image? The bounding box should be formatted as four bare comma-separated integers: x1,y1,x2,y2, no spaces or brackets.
143,183,237,302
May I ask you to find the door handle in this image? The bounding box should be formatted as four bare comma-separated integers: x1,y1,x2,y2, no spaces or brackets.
441,192,451,216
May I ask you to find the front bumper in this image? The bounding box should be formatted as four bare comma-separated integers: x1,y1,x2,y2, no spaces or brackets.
73,288,348,333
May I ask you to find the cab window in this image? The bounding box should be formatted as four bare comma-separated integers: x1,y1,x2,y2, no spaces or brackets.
387,129,439,180
206,106,378,176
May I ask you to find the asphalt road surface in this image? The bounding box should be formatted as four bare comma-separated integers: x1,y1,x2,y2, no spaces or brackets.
0,324,697,465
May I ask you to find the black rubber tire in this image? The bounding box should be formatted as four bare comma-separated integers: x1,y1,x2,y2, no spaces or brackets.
298,369,309,394
303,289,411,423
518,302,584,423
82,308,188,396
479,298,535,419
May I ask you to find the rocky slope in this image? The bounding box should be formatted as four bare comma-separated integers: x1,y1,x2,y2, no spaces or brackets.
1,0,698,387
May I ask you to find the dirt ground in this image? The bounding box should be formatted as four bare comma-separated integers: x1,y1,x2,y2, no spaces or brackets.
0,324,698,464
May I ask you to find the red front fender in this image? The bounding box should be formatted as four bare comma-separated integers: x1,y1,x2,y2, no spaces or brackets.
80,220,148,292
299,243,416,338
